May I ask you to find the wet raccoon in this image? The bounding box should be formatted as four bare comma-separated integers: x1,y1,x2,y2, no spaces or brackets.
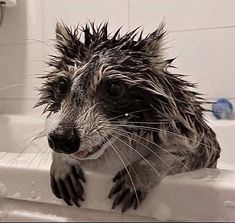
36,22,221,212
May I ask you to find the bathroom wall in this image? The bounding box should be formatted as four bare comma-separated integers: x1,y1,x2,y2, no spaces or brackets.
0,0,235,115
0,0,44,114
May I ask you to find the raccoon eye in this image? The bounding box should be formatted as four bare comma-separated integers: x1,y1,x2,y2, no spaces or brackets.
57,78,69,95
107,81,125,98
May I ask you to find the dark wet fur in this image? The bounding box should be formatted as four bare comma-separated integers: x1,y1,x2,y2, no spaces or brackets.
36,22,221,212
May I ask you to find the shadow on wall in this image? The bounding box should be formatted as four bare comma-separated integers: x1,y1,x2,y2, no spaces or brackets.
0,0,27,114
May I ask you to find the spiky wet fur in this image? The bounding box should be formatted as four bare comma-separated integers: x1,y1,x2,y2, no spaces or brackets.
36,22,221,212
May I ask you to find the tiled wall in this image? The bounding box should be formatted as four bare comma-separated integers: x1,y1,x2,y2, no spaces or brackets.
0,0,235,115
0,0,44,114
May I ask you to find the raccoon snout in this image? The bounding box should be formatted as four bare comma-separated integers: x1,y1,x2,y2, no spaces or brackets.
48,124,80,154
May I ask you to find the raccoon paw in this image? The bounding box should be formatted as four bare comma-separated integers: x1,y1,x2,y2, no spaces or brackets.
50,158,85,207
108,168,147,213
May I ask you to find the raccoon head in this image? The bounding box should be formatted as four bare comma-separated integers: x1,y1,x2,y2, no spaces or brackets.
36,22,200,160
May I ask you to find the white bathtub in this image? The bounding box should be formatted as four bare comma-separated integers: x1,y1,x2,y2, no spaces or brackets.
1,114,235,221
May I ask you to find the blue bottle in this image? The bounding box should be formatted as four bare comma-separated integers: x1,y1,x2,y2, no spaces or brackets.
212,98,233,119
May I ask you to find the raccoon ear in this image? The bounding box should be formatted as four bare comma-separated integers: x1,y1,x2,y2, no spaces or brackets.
140,22,168,69
55,22,73,43
53,22,87,65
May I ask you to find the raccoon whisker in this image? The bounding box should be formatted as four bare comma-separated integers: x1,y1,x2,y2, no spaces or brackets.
150,91,202,106
7,154,21,167
44,149,52,162
23,73,45,77
46,150,53,163
0,80,46,94
28,59,47,64
9,124,45,140
14,115,59,127
0,84,26,92
101,132,145,195
108,108,182,126
104,135,140,208
8,134,47,167
25,38,57,54
37,142,50,168
20,128,47,149
111,133,161,177
8,131,47,167
111,128,176,175
111,128,199,207
7,144,30,167
26,145,47,169
34,142,48,164
111,127,193,174
110,120,174,125
32,131,47,141
111,124,220,152
107,108,153,121
13,129,45,157
17,129,47,159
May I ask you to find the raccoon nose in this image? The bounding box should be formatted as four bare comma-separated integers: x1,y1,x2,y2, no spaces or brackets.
48,125,80,154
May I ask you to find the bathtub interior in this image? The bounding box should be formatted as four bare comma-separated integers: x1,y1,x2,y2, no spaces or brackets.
205,116,235,171
0,114,235,221
1,113,234,169
0,115,46,154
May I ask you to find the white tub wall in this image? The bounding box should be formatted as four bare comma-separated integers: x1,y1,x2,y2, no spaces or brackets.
0,0,44,115
40,0,129,69
0,0,129,115
0,114,46,153
129,0,235,102
0,0,235,115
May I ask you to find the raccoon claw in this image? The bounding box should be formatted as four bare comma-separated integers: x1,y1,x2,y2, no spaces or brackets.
109,170,146,212
50,160,85,207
